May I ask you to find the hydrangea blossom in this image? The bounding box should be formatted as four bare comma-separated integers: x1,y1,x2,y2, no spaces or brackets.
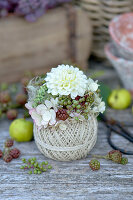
93,101,105,113
45,65,88,99
88,78,99,92
25,100,57,128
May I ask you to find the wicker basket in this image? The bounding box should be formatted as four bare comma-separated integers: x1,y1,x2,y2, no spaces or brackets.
34,114,98,161
79,0,133,59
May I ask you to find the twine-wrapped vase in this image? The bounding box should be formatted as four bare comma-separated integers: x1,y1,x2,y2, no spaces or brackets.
34,114,97,161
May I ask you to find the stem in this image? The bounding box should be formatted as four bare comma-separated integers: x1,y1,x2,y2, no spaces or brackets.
91,154,107,159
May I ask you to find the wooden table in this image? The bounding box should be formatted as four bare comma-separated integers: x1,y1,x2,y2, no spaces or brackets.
0,109,133,200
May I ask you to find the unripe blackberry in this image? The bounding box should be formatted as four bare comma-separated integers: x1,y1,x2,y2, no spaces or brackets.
89,159,100,171
108,150,122,163
5,138,14,148
0,150,3,158
121,157,128,165
3,154,13,163
7,109,18,120
86,95,94,104
76,105,81,109
56,109,69,121
67,100,72,105
0,91,11,104
16,93,27,105
10,148,20,159
72,104,76,108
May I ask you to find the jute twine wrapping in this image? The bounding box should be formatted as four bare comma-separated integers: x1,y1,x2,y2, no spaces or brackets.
34,114,98,161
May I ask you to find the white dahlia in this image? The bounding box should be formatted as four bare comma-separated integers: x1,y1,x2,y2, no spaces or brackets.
45,65,88,99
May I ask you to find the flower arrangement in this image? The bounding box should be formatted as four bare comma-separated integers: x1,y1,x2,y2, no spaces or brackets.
26,64,105,131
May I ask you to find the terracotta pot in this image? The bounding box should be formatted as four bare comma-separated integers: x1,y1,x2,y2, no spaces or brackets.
109,12,133,60
105,43,133,94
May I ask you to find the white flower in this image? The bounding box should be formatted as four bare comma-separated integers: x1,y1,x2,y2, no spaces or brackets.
93,101,105,113
45,98,58,112
37,103,56,128
36,104,47,115
30,109,42,127
88,78,99,92
28,102,57,128
45,64,88,99
25,102,33,110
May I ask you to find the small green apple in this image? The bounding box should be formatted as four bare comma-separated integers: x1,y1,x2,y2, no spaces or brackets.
108,89,132,110
9,118,33,142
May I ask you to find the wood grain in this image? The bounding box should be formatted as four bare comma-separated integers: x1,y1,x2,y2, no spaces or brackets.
0,108,133,200
0,6,92,83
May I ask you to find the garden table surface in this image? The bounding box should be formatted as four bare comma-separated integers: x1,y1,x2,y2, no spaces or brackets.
0,63,133,200
0,108,133,200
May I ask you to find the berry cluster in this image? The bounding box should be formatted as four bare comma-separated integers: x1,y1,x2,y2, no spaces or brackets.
89,150,128,171
20,157,52,175
57,92,95,121
0,138,21,163
0,77,29,120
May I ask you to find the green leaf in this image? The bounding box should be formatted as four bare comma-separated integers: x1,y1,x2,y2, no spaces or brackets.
99,83,112,106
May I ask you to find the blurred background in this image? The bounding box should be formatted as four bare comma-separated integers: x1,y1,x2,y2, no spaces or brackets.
0,0,133,120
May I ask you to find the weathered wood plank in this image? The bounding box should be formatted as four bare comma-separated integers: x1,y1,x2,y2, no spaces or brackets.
0,109,133,200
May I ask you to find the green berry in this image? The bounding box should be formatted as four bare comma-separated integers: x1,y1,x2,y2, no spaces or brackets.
60,100,64,106
76,105,81,109
59,97,62,101
64,101,67,106
85,115,88,120
28,158,32,163
32,157,36,161
76,110,80,113
34,162,38,168
48,165,52,169
79,99,83,103
89,159,100,171
31,160,34,165
84,109,89,113
85,102,88,106
66,105,71,109
44,161,48,165
68,100,72,105
73,101,78,105
38,171,42,174
72,104,76,108
43,168,47,172
20,166,25,169
22,158,26,163
34,169,37,174
40,166,43,170
28,171,32,175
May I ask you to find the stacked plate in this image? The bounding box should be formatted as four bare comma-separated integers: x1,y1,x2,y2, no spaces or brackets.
105,13,133,94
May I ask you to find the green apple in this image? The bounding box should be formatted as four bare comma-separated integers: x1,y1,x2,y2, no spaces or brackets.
9,118,33,142
108,89,132,110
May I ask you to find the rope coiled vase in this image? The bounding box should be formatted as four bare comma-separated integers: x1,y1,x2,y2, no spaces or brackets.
34,114,98,161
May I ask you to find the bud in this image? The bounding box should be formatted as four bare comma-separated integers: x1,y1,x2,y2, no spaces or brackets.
0,91,11,104
16,94,27,105
7,109,18,120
